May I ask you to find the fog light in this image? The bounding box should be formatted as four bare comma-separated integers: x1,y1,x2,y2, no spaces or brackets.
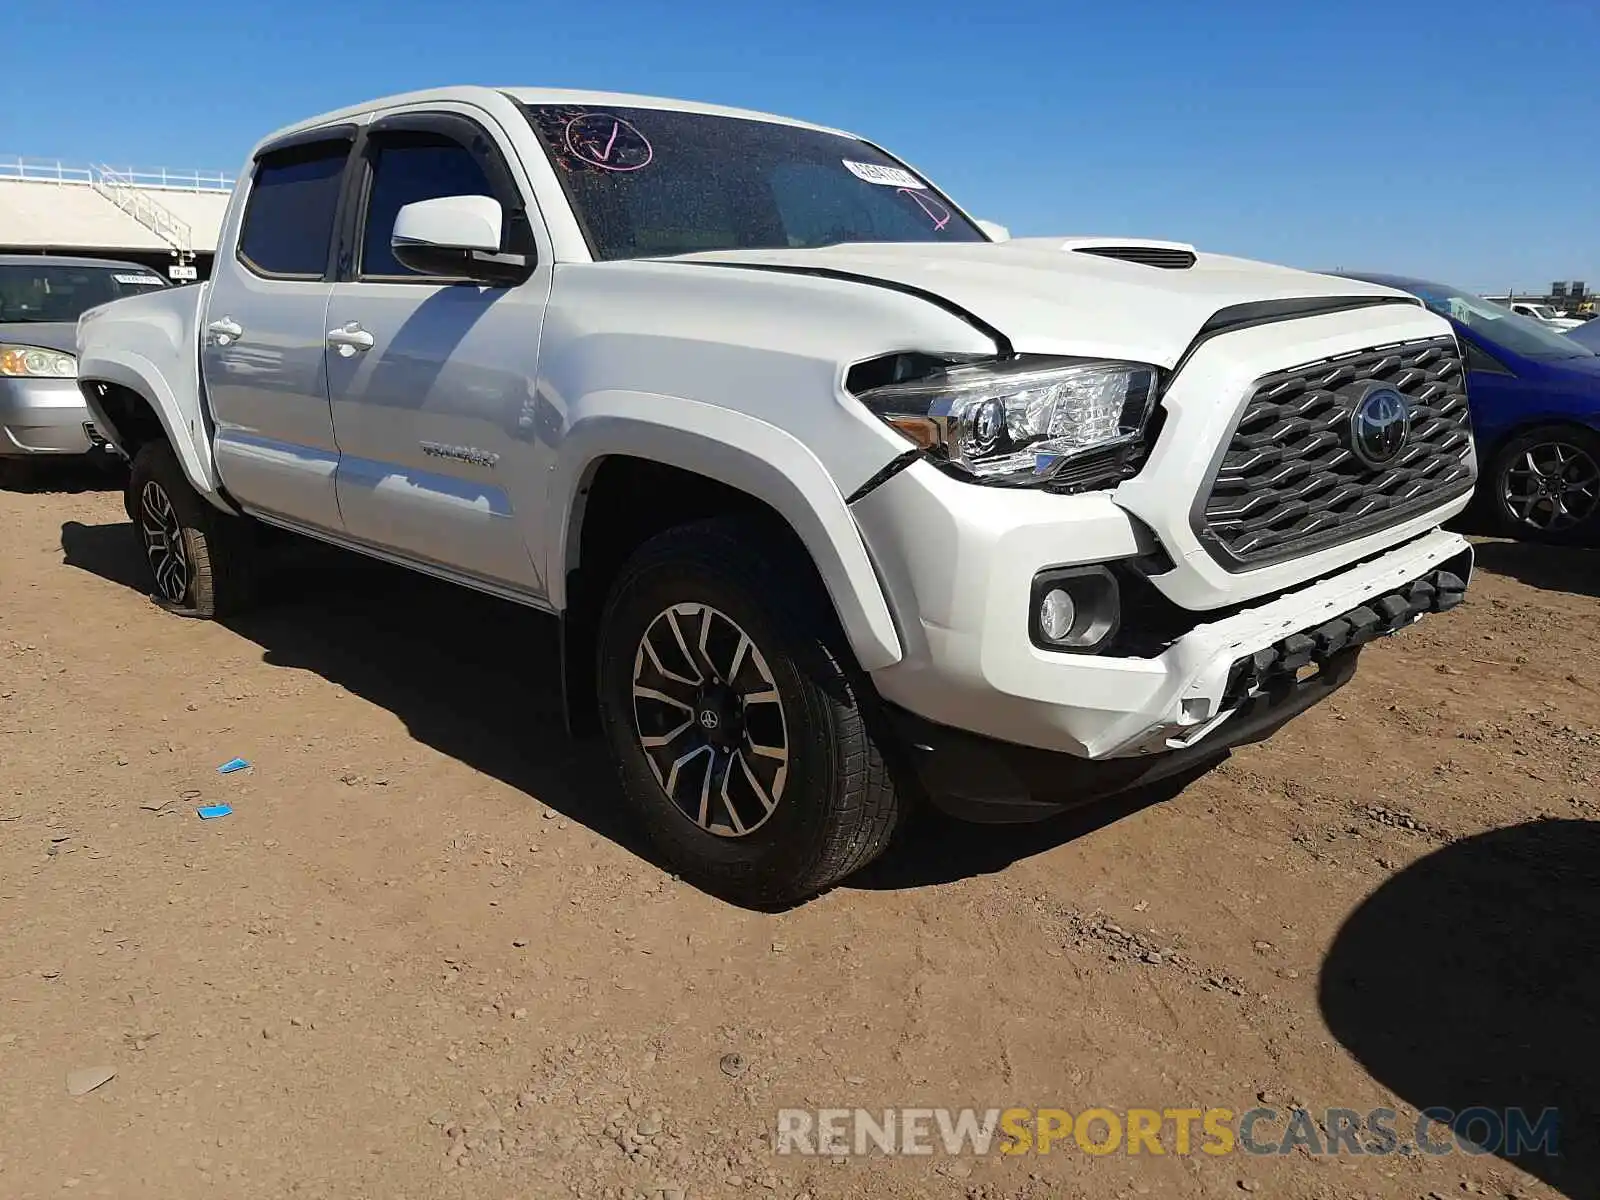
1028,565,1121,653
1039,589,1077,641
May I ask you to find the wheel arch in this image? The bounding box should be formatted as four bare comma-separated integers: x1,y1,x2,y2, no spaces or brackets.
1479,416,1600,471
549,395,906,733
77,353,233,514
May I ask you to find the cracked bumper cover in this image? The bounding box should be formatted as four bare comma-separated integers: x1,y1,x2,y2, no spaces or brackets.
861,514,1473,820
885,550,1470,823
1219,562,1467,709
856,451,1475,756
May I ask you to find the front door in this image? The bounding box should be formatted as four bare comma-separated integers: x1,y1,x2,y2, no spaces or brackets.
324,109,550,593
202,133,352,532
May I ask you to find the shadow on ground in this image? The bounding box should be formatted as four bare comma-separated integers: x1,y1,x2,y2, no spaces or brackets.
61,517,639,853
1472,538,1600,601
851,764,1210,891
2,457,125,495
60,518,1211,902
1321,819,1600,1198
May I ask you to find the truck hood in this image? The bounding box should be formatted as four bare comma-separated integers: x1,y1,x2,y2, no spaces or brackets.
675,240,1415,368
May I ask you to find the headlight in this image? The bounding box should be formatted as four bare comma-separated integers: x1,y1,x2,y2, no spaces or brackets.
856,356,1158,486
0,344,77,379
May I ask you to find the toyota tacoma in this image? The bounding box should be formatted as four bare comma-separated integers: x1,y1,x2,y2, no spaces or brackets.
74,87,1476,903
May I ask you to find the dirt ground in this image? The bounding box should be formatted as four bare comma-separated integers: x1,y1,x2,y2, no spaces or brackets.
3,466,1599,1200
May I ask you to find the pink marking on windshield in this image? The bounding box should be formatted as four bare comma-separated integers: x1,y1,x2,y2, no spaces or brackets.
564,114,654,173
898,188,952,231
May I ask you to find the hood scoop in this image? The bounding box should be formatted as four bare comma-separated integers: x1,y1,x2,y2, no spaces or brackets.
1076,244,1198,270
1009,236,1199,271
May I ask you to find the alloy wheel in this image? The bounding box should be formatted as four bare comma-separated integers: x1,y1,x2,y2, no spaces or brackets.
1501,441,1600,532
630,602,790,838
139,480,191,604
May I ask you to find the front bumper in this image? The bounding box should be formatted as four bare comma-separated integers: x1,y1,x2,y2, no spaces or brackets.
0,377,101,456
881,550,1468,821
857,453,1472,760
886,650,1358,823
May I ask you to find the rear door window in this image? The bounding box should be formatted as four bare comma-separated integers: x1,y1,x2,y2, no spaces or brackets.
237,140,350,279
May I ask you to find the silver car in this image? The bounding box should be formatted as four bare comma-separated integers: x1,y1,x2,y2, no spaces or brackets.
0,254,171,479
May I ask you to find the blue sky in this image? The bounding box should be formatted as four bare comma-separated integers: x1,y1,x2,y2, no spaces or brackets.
4,0,1596,292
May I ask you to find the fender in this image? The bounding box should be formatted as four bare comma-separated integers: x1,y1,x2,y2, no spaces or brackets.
78,357,235,515
547,390,905,671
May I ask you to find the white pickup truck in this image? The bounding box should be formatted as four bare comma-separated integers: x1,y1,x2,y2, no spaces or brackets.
1503,301,1582,332
76,87,1476,903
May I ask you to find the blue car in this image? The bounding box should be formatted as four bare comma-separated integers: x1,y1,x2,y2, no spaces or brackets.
1336,273,1600,543
1568,316,1600,354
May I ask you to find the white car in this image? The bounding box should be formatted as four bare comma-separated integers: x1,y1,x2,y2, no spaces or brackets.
1508,301,1584,332
74,87,1476,903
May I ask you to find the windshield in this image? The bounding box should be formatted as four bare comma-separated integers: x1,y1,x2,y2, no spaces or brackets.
1405,282,1594,361
522,104,986,261
0,263,168,324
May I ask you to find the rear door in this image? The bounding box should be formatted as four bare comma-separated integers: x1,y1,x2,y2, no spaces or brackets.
322,107,552,594
202,129,354,531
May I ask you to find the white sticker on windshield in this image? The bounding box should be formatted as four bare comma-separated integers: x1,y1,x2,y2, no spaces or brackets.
113,273,164,286
842,159,924,188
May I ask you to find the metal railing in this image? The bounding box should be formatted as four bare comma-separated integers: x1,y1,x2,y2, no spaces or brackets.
0,156,233,191
90,164,194,258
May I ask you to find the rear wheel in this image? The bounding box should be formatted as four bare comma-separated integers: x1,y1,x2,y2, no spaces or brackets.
129,441,257,618
596,517,903,906
1486,425,1600,544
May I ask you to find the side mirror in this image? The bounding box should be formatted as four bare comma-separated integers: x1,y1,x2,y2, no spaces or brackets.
976,219,1011,243
391,195,525,283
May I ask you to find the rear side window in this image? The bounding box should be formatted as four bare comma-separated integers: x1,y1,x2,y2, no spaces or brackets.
1463,340,1513,375
237,140,349,279
359,135,496,278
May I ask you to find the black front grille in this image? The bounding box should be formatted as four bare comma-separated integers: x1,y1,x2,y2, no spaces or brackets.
1076,245,1197,270
1198,336,1473,568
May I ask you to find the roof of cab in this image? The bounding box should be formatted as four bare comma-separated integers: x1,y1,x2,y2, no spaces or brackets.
250,85,852,157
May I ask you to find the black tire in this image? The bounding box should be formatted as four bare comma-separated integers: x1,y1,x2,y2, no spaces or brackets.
1482,424,1600,545
596,517,903,906
128,440,257,618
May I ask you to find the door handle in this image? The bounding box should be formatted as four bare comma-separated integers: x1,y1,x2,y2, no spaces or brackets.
327,322,375,356
207,317,243,346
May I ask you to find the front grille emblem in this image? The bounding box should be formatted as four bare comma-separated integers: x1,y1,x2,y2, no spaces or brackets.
1346,384,1412,470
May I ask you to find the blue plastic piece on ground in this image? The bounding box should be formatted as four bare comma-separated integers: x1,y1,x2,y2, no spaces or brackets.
217,758,250,774
197,804,232,820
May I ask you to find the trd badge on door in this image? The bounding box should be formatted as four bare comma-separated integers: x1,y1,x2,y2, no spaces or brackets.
420,441,500,468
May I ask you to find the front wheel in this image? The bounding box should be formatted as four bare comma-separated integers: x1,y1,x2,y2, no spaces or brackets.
1485,424,1600,545
129,441,257,618
596,518,903,906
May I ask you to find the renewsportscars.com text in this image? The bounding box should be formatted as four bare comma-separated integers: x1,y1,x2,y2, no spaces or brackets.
773,1106,1559,1158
